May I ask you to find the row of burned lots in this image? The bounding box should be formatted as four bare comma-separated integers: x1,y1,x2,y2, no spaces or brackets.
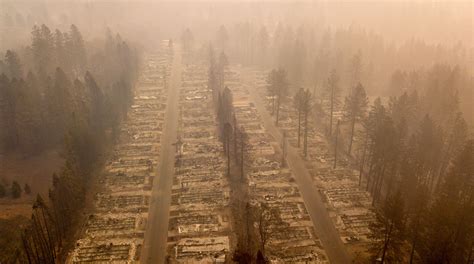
225,67,329,263
68,46,173,264
166,64,231,263
253,69,375,251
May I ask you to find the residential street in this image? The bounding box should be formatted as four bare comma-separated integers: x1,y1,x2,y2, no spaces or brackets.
244,70,352,264
141,46,181,264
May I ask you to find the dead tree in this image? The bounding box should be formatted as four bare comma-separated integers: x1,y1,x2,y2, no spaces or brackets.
359,129,369,187
334,119,341,169
267,68,288,126
343,82,368,155
239,127,249,182
254,203,286,256
324,70,340,136
281,131,287,167
301,89,313,158
293,88,305,147
224,122,233,177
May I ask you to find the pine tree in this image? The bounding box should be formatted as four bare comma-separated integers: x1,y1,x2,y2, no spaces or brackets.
343,82,368,155
350,51,363,88
68,24,87,76
293,88,305,147
54,29,69,72
24,184,31,195
84,72,104,134
421,140,474,263
324,69,340,136
413,115,444,191
0,183,6,197
216,25,229,51
31,24,54,76
301,89,313,157
44,68,72,142
217,51,228,92
15,78,42,154
181,28,194,53
267,68,288,126
290,38,306,86
438,112,468,182
11,181,22,198
257,26,269,66
369,189,406,263
254,203,286,256
4,50,23,79
0,74,19,150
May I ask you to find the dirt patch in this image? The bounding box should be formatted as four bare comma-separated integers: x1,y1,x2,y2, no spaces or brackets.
1,149,63,198
347,242,372,263
0,197,34,219
0,149,63,219
0,215,30,262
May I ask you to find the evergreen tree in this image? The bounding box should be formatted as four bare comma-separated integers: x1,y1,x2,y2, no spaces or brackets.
343,82,368,155
350,51,363,88
54,29,68,72
369,189,406,263
181,28,194,53
267,68,288,126
254,203,286,256
0,183,6,198
44,68,72,142
4,50,23,79
11,181,22,198
438,112,468,181
31,24,54,76
421,140,474,263
290,38,306,86
301,89,313,157
293,88,305,147
68,24,86,76
24,184,31,195
84,72,105,134
324,69,340,136
257,26,269,66
217,51,228,91
413,115,444,191
0,74,19,150
15,77,43,154
216,25,229,51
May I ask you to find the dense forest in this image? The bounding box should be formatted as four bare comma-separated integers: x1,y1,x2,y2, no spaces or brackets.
0,24,138,154
184,23,473,127
0,24,138,262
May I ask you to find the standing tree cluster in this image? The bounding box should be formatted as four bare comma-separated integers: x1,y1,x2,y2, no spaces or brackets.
343,82,368,155
359,70,473,262
0,25,139,263
266,68,289,126
324,69,341,136
0,24,137,155
293,88,313,157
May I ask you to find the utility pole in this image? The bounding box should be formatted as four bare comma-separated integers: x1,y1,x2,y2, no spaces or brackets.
333,119,340,169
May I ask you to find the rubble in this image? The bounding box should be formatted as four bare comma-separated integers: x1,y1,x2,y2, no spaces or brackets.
228,67,328,263
166,64,232,263
68,43,172,263
252,69,376,246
